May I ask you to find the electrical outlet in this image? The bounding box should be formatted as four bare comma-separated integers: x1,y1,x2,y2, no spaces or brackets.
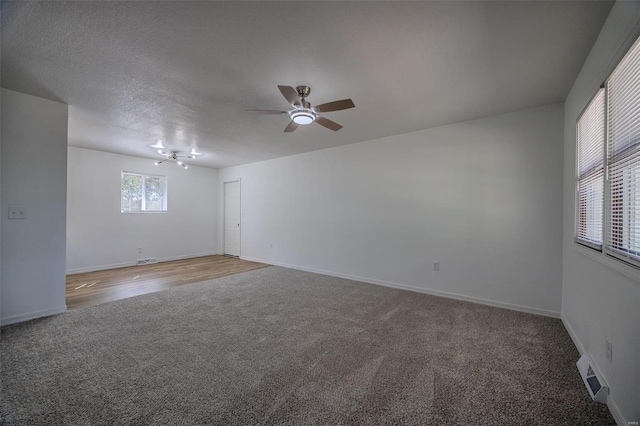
269,243,273,249
433,261,440,271
138,247,142,253
606,340,613,362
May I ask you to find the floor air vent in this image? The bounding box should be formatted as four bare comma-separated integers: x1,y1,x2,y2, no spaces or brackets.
577,353,608,404
137,258,158,266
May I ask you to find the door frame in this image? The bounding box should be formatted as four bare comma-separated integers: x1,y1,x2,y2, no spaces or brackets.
223,179,241,257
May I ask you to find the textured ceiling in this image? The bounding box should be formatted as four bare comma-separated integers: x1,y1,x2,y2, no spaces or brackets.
1,1,613,169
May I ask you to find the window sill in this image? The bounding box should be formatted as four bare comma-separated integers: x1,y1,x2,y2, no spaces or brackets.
573,243,640,282
121,211,167,214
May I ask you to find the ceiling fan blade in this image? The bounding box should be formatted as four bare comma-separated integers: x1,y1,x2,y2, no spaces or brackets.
315,116,343,131
246,109,288,114
278,85,299,106
284,121,299,132
314,99,355,113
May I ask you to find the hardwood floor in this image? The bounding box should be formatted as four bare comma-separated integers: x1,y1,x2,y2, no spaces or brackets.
66,255,270,310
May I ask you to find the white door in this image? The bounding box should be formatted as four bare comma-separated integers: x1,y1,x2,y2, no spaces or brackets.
224,180,241,256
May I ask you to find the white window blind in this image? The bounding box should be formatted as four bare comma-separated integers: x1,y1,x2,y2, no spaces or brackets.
606,36,640,266
576,88,605,249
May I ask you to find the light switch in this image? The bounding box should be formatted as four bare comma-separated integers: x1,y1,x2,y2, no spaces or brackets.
8,207,26,219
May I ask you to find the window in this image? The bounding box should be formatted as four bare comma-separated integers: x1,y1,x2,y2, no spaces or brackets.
606,36,640,266
576,88,605,249
576,34,640,268
121,172,167,213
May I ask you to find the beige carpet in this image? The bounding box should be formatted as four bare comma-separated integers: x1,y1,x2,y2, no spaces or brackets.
0,266,614,425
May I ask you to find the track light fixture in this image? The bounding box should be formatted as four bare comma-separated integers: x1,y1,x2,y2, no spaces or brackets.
150,140,203,169
154,150,195,169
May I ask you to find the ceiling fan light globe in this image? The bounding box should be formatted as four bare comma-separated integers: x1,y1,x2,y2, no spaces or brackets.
293,115,313,125
290,110,316,125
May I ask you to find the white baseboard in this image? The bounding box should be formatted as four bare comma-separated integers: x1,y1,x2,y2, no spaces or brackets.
66,251,222,275
160,252,222,263
67,260,136,275
241,256,561,318
607,398,628,426
0,306,67,326
561,316,629,426
561,315,586,355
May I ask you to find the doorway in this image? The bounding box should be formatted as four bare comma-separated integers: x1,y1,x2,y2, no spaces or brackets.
224,180,241,256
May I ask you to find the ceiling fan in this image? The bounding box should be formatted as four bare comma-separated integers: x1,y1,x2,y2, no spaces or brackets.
248,85,355,132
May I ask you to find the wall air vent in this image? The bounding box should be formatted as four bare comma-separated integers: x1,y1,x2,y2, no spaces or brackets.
137,258,158,266
576,353,608,404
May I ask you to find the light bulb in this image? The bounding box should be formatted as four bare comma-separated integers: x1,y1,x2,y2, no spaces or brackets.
177,161,183,165
151,139,165,149
154,161,160,166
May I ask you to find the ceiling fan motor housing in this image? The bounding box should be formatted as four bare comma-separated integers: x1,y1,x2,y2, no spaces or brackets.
296,85,311,98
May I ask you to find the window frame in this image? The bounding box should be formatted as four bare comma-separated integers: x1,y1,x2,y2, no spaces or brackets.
120,171,168,213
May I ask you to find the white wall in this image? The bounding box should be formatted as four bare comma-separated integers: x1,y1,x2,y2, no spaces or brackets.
562,2,640,424
67,147,219,273
1,89,68,325
1,88,3,316
219,104,564,316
